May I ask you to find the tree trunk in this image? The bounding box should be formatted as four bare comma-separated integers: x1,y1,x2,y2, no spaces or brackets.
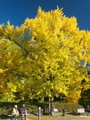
49,97,55,116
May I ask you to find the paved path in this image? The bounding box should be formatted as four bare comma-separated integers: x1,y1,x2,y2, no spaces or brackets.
27,116,90,120
44,116,90,120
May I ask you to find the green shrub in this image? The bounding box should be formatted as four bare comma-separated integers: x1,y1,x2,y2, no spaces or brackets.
55,102,83,113
0,108,7,115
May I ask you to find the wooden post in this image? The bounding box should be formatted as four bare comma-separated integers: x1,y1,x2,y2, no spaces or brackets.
38,107,41,120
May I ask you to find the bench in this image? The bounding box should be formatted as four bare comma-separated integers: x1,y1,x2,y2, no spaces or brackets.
7,115,14,120
77,108,89,116
7,114,30,120
8,114,26,120
7,110,14,120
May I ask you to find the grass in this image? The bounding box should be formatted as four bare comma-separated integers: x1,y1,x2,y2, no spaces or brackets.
27,113,90,120
1,114,90,120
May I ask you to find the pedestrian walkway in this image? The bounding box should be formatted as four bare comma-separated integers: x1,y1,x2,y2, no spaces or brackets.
43,116,90,120
27,116,90,120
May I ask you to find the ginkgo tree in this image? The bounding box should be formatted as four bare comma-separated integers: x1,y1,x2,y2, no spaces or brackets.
0,7,90,103
21,7,90,100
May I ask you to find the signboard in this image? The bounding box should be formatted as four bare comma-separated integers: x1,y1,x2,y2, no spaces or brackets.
77,108,85,113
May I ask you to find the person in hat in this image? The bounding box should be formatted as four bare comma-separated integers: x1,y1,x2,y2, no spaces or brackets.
12,105,19,120
19,104,27,118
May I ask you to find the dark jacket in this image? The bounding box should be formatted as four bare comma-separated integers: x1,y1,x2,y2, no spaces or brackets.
19,107,27,115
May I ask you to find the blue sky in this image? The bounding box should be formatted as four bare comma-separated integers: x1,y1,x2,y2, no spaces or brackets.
0,0,90,30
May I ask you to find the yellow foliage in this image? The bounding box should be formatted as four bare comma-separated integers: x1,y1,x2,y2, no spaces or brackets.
0,7,90,102
64,90,81,103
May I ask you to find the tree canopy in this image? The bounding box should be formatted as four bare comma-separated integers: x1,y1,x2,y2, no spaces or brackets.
0,7,90,102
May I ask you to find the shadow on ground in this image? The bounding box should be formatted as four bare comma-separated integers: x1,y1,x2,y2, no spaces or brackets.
0,115,9,119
